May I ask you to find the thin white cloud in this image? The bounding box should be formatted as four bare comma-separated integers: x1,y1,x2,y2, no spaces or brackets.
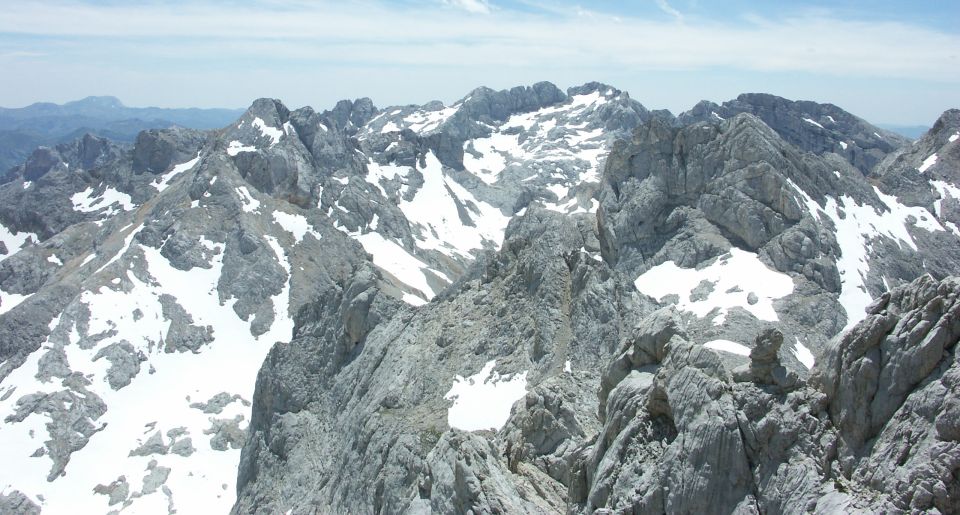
0,1,954,79
441,0,493,14
655,0,683,22
0,0,958,115
0,50,47,59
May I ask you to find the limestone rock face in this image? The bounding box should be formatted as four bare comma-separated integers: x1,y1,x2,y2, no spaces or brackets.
576,274,960,514
1,83,958,514
679,93,909,174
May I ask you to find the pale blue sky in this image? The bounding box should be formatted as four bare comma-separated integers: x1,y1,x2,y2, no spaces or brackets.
0,0,957,125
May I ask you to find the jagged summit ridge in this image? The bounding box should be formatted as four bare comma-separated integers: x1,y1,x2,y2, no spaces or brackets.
680,92,909,173
0,81,957,513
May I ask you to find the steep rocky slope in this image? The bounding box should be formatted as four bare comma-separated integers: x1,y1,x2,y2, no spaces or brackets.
233,106,960,511
0,83,957,513
0,82,659,512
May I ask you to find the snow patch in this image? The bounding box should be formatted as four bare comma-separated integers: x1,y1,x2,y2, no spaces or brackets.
793,338,816,369
404,104,460,133
0,288,30,315
931,180,960,231
352,232,449,303
262,236,295,341
226,141,256,156
444,360,528,432
919,153,938,173
252,117,283,146
0,233,292,513
802,117,824,129
704,339,750,356
634,248,794,325
365,159,411,197
399,152,511,259
462,132,519,184
236,186,260,213
154,153,200,193
71,187,135,215
272,211,321,243
0,224,36,263
790,179,944,329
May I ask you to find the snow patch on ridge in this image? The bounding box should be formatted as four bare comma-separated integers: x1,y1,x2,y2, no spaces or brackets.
461,92,610,187
236,186,260,213
365,159,411,197
403,104,460,133
0,289,31,315
788,181,945,329
252,117,283,146
155,153,200,193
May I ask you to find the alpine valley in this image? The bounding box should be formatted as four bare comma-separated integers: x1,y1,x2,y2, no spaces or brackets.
0,82,958,514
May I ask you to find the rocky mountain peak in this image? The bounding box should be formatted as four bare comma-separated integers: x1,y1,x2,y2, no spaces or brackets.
65,95,126,110
0,82,957,514
132,127,207,175
680,92,909,174
327,97,378,130
454,81,567,124
930,108,960,139
241,98,290,127
566,81,620,98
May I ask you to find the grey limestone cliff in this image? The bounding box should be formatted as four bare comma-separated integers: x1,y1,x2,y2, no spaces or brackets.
0,82,957,513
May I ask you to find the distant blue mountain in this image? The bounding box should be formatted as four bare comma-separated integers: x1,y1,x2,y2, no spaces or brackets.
0,96,243,173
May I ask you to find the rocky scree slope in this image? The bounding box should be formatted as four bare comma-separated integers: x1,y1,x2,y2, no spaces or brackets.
0,82,957,513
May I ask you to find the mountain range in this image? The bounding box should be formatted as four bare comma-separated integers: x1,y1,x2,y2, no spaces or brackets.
0,96,243,176
0,82,958,513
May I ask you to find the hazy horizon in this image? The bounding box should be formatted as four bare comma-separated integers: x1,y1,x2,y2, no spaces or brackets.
1,0,958,125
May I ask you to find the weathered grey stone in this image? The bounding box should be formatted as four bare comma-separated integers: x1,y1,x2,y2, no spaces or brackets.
0,490,41,515
92,341,145,390
129,431,167,457
94,476,130,506
0,82,958,514
205,415,246,451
